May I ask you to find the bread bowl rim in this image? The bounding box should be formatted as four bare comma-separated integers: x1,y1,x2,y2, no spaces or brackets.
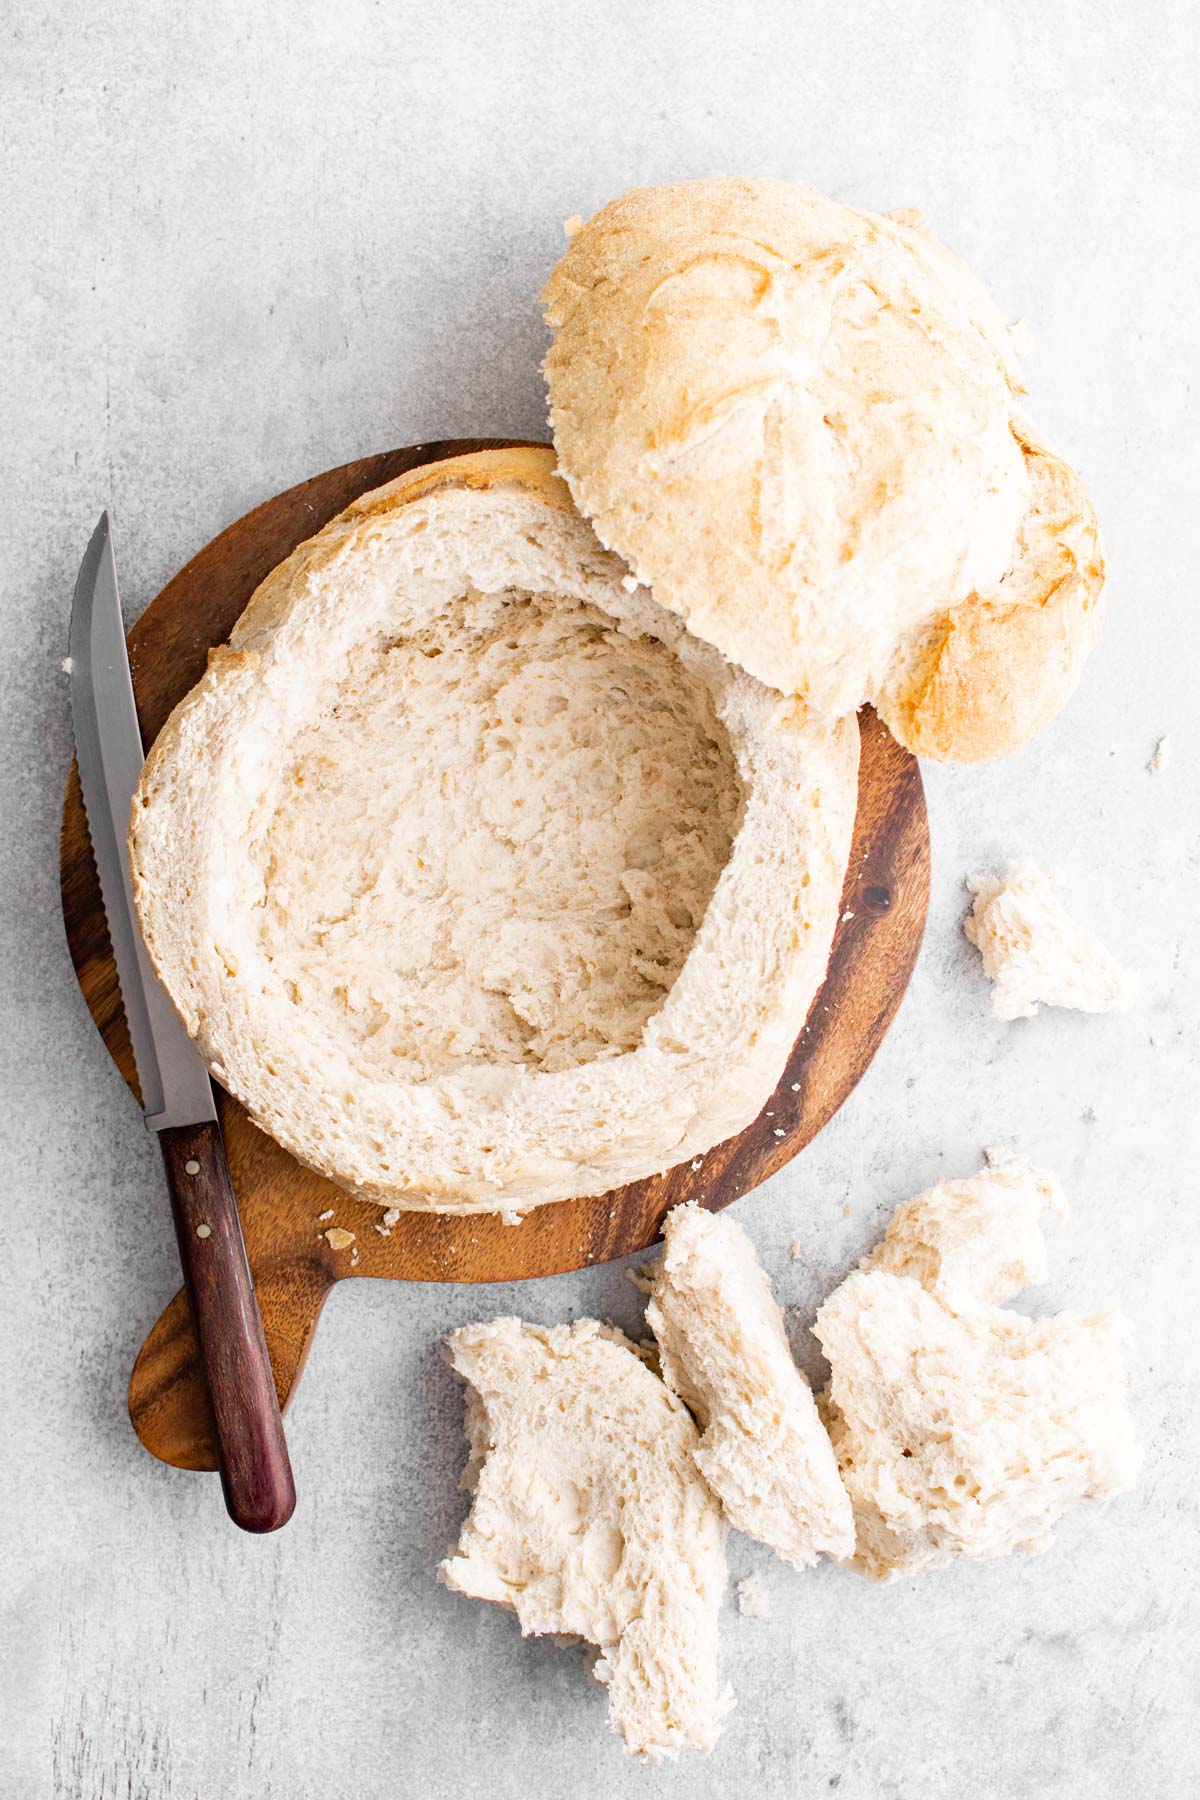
127,445,861,1215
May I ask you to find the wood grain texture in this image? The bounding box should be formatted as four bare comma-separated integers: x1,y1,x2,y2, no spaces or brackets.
159,1121,296,1529
59,440,929,1473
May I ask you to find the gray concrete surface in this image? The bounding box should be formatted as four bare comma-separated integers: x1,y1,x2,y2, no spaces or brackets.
3,3,1197,1795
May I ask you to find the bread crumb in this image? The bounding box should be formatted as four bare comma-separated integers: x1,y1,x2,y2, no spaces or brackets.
60,655,73,675
789,1239,804,1260
318,1209,335,1222
1008,318,1035,358
773,1127,786,1138
982,1144,1019,1169
691,1157,704,1170
1148,736,1170,774
621,573,640,593
324,1227,356,1250
841,909,854,921
500,1208,524,1227
790,1082,801,1092
382,1208,401,1227
350,1249,359,1265
563,212,583,239
373,1223,391,1236
736,1575,771,1618
627,1265,654,1295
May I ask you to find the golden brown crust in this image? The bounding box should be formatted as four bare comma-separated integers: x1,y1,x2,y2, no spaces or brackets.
873,420,1105,762
339,444,571,522
216,447,568,655
543,179,1031,727
545,180,1106,763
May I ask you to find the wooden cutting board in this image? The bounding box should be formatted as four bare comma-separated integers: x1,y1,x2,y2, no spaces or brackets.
60,439,930,1473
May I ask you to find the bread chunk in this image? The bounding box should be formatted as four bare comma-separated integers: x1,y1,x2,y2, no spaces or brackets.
438,1317,731,1760
864,1150,1066,1304
815,1162,1140,1580
965,863,1138,1020
646,1202,853,1567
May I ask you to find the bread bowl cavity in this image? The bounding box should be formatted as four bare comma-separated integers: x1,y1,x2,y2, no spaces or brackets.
544,179,1105,759
130,449,858,1215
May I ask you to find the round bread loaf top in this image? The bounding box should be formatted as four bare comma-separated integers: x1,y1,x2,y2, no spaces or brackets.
130,448,858,1214
544,180,1104,761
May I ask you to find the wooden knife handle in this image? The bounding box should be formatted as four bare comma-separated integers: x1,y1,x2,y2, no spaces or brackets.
158,1120,296,1532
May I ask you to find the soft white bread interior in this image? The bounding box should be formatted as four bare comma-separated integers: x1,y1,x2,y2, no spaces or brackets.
814,1161,1140,1580
544,180,1104,761
130,447,858,1214
964,863,1139,1020
438,1317,731,1761
645,1201,853,1567
863,1148,1066,1305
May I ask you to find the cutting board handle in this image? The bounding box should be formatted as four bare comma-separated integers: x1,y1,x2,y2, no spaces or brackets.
160,1121,297,1531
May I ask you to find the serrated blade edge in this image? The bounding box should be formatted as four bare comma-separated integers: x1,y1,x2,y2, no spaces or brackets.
68,514,215,1130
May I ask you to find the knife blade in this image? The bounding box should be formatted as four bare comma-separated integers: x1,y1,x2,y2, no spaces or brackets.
69,514,295,1533
68,514,216,1128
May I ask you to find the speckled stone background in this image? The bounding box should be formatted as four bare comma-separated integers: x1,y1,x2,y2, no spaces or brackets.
3,3,1197,1795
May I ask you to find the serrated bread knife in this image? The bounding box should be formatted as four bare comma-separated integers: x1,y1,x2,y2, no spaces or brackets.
69,513,295,1533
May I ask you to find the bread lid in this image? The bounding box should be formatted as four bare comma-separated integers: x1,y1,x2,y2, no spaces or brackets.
543,179,1105,762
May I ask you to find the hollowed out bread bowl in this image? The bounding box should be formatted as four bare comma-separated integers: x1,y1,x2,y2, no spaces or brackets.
129,448,858,1216
544,179,1105,761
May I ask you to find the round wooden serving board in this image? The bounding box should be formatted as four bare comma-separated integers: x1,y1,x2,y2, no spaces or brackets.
61,439,929,1473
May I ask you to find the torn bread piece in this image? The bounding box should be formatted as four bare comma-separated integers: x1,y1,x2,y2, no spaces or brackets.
864,1150,1066,1306
736,1575,771,1618
964,863,1138,1020
815,1163,1139,1581
646,1202,853,1568
874,421,1105,763
438,1317,731,1761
